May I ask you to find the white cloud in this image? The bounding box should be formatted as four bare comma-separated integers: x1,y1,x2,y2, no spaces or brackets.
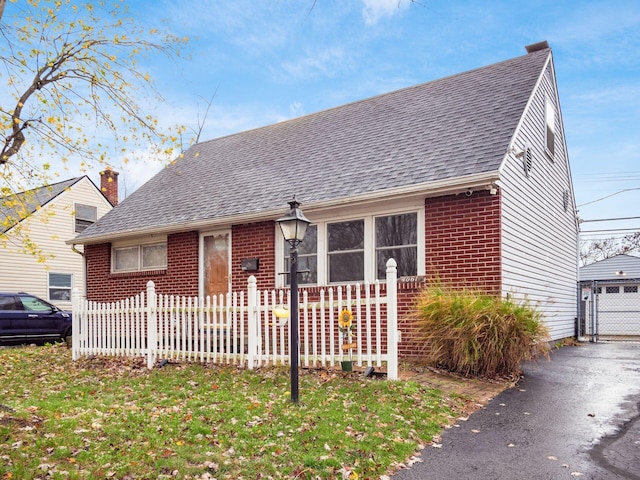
361,0,408,25
289,102,304,118
277,47,348,82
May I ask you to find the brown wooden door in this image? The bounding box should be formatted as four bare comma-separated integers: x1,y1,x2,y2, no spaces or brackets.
203,232,230,297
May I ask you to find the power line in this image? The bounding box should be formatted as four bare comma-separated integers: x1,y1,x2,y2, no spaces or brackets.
580,216,640,223
578,188,640,207
580,229,640,234
575,171,640,182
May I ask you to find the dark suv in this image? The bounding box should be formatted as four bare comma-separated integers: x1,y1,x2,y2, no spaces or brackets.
0,293,72,345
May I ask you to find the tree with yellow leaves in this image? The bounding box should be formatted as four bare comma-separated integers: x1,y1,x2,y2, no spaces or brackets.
1,0,188,256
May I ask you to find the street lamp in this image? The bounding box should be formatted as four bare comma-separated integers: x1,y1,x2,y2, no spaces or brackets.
276,197,311,404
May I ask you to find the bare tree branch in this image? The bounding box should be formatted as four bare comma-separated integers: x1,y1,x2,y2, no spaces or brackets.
1,0,191,258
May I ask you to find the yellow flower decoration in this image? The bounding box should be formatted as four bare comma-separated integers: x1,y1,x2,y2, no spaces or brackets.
338,308,353,330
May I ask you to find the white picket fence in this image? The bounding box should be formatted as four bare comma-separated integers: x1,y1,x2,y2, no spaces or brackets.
72,259,399,379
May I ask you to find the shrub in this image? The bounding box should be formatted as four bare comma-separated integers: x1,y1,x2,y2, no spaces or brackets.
411,285,550,377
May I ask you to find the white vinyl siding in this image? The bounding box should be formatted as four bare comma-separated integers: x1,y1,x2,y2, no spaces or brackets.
500,58,578,340
0,177,113,309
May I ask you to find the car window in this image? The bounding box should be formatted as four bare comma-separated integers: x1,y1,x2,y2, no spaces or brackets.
19,296,53,312
0,296,20,310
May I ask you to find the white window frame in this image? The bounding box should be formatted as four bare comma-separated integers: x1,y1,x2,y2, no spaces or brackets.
276,205,425,287
544,96,556,158
48,272,73,301
74,203,97,233
112,238,167,273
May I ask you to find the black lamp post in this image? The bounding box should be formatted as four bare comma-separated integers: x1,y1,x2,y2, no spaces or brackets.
276,197,311,404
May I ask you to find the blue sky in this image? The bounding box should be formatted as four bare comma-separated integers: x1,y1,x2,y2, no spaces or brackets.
7,0,640,242
128,0,639,242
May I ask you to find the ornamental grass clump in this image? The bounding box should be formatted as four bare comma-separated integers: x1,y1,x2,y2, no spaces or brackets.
412,285,550,377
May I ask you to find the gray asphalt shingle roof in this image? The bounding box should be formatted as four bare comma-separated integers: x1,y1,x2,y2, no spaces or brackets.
1,177,82,234
580,254,640,281
75,47,550,242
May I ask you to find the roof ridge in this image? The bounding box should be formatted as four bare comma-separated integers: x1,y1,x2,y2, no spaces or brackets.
191,48,551,149
1,176,85,234
2,176,84,200
74,47,552,242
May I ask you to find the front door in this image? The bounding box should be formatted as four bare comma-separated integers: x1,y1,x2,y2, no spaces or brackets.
202,232,230,298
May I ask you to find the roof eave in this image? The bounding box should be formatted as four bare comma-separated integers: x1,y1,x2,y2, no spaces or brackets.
67,170,500,246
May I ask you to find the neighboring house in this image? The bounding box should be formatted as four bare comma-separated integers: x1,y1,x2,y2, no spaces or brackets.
0,171,117,310
71,41,578,356
579,254,640,337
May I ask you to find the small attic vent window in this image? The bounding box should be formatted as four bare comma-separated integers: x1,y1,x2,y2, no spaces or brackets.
521,145,533,177
562,189,570,212
545,98,556,158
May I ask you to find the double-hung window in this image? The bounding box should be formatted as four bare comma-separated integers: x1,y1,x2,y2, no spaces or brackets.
328,220,365,282
284,225,318,285
113,242,167,272
48,273,72,301
375,213,418,279
75,204,97,233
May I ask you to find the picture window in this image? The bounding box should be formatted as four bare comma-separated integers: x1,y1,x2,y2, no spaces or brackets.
113,243,167,272
279,211,420,285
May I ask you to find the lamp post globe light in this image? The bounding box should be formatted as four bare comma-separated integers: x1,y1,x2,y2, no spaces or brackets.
276,198,311,404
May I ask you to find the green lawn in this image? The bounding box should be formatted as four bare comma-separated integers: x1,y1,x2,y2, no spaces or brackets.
0,344,456,479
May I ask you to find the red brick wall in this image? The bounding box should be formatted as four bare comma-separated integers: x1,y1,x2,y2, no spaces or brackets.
85,231,199,302
424,190,501,293
396,283,426,359
83,193,502,360
394,190,502,360
231,221,276,291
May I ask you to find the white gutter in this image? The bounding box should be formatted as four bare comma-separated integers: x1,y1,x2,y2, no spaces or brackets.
67,170,500,245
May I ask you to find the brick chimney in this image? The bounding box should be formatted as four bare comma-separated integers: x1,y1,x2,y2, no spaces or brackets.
100,168,119,206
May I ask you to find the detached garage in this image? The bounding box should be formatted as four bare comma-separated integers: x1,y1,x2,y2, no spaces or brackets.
579,254,640,340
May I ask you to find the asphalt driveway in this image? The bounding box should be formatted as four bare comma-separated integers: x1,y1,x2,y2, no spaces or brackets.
393,342,640,480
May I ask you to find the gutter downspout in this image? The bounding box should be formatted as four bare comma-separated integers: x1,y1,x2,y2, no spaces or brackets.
71,244,87,301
